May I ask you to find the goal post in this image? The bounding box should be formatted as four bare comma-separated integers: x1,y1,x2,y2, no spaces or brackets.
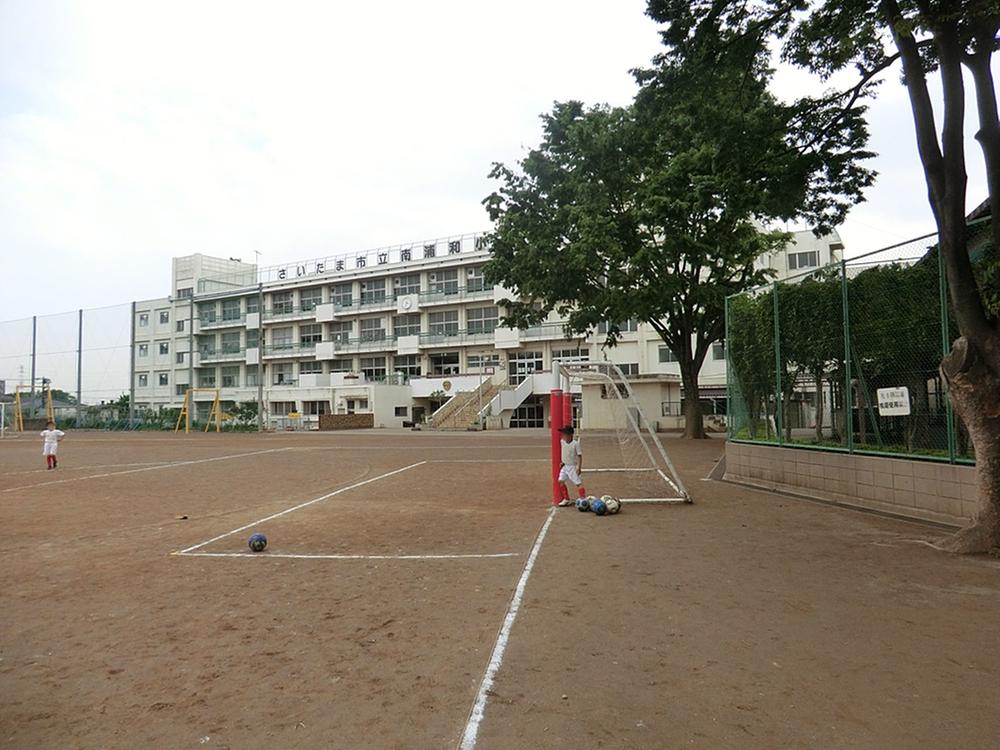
174,388,223,433
551,359,691,505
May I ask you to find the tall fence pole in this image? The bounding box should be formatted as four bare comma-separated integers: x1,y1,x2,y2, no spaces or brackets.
77,309,83,424
841,261,854,453
29,315,37,419
257,283,264,432
725,294,732,440
938,246,957,463
129,302,136,427
772,283,783,445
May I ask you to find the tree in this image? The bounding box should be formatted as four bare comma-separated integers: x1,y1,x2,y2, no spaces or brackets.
484,26,872,438
647,0,1000,552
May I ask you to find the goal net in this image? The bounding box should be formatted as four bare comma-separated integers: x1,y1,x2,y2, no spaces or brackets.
555,360,690,504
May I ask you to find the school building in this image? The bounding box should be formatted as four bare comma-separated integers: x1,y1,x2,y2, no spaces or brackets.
131,229,843,430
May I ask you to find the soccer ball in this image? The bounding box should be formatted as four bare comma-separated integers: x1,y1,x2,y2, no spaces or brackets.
591,498,608,516
248,533,268,552
575,496,591,512
604,496,622,515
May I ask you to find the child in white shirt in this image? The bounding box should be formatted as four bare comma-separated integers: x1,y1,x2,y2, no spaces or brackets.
40,421,65,470
556,425,587,506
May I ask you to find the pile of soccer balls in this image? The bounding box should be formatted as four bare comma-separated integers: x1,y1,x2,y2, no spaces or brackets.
576,495,622,516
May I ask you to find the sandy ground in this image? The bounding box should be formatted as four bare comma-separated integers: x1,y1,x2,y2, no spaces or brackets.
1,430,998,749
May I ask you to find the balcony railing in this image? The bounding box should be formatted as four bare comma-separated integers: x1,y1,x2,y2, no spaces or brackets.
418,284,492,304
262,304,319,320
200,312,246,329
419,327,497,346
199,346,245,363
263,341,319,357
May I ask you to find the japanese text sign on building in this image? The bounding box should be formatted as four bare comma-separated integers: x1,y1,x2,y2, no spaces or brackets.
876,387,911,416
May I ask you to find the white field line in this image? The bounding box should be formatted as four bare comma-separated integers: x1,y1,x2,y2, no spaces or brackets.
582,467,656,472
426,459,548,464
176,461,427,554
178,551,519,560
459,508,555,750
1,448,293,494
620,497,688,503
2,461,173,476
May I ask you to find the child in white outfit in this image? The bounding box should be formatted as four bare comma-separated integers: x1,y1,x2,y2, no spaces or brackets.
40,421,65,470
557,425,587,506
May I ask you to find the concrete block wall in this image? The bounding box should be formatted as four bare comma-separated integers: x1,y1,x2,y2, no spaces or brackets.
725,442,978,527
318,413,375,430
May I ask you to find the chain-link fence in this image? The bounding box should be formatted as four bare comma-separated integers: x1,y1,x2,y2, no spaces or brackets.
726,217,993,465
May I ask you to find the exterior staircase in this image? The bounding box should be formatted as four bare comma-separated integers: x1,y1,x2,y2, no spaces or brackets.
430,380,507,430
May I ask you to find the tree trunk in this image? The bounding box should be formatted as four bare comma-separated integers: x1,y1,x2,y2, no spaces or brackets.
814,373,824,442
936,337,1000,554
679,359,706,439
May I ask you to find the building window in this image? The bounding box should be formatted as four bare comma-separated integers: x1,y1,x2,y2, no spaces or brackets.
222,299,241,321
176,352,186,364
345,398,369,414
466,266,485,292
330,321,352,344
176,320,185,333
158,372,169,386
360,278,387,306
271,327,293,351
175,384,188,396
597,319,639,334
300,287,323,312
330,358,353,373
302,401,329,415
159,342,169,355
331,282,353,308
360,356,387,380
467,352,501,370
429,268,459,296
510,400,545,428
393,354,421,377
221,331,241,353
176,287,193,299
270,401,295,416
507,350,543,385
788,251,819,271
199,371,216,387
246,296,259,314
245,365,258,387
619,363,639,376
712,342,726,361
658,346,678,363
199,303,217,324
394,274,420,296
246,330,259,349
360,318,386,342
429,351,460,376
159,311,170,325
299,360,323,374
300,323,323,347
221,366,240,388
552,347,589,363
137,374,148,387
394,406,408,417
428,310,459,336
272,292,294,315
138,344,148,357
138,313,149,327
393,313,421,337
467,306,499,334
273,363,294,385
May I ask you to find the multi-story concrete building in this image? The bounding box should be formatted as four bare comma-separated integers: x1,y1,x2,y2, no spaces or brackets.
132,229,843,430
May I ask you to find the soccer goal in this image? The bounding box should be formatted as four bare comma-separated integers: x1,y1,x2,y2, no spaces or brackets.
551,359,691,505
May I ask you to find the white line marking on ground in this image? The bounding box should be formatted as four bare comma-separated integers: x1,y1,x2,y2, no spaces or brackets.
426,459,548,463
459,507,555,750
176,461,427,554
1,448,293,494
3,461,173,476
176,551,519,560
619,497,688,503
582,467,656,472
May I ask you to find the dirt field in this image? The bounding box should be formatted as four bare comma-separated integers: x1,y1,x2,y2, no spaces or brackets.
2,430,998,749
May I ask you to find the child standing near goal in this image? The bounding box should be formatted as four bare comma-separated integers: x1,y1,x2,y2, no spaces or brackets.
557,425,587,506
40,421,65,470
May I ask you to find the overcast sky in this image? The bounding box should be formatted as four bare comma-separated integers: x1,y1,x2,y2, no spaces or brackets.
0,0,994,325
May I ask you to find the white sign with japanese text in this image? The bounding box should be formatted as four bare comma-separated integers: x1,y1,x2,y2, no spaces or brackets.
876,387,911,416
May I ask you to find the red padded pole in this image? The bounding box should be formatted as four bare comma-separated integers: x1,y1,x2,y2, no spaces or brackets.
550,388,563,505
